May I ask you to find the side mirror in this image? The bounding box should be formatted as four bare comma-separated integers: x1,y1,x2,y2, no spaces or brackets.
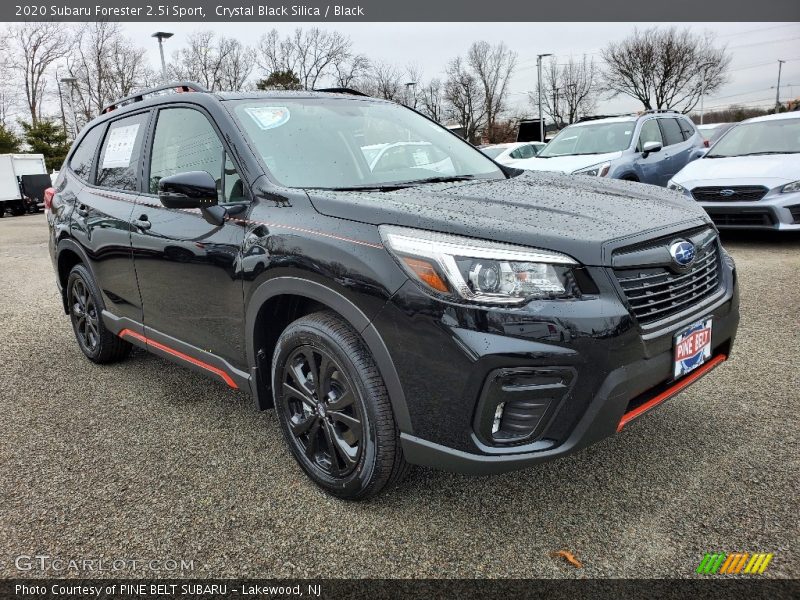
158,171,218,210
690,147,708,161
642,141,662,157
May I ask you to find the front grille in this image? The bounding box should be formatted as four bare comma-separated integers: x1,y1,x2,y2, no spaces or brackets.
692,185,768,202
788,205,800,224
705,210,774,227
614,235,722,326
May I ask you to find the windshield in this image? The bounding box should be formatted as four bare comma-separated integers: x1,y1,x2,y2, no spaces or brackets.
231,98,504,189
707,119,800,157
538,121,634,157
481,146,507,159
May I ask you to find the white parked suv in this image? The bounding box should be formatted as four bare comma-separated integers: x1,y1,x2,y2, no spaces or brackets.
668,111,800,230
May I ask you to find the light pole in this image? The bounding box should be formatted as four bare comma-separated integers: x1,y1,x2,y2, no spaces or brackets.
775,59,786,111
60,77,78,139
152,32,174,81
536,53,552,142
698,62,715,126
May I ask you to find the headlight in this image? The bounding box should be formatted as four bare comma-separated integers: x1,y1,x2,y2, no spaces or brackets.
668,180,688,194
782,180,800,193
573,162,610,177
380,226,580,305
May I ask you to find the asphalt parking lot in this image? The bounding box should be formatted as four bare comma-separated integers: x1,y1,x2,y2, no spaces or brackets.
0,213,797,579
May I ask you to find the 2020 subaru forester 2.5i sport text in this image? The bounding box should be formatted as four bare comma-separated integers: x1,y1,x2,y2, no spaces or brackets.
46,83,739,500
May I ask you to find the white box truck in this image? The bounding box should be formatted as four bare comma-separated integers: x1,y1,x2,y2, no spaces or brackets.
0,154,49,217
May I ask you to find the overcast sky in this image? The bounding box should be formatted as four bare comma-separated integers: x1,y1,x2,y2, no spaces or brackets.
123,21,800,116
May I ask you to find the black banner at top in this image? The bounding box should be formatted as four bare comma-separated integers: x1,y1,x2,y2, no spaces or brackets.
3,0,800,22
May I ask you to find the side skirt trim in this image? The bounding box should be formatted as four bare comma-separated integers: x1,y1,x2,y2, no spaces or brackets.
119,328,239,389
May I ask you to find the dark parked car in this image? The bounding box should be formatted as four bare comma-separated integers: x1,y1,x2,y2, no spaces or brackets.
46,83,740,499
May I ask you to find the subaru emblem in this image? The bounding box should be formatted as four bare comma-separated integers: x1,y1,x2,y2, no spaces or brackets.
669,240,696,268
719,189,736,197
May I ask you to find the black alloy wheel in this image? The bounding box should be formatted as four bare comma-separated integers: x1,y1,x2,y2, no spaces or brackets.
70,276,100,354
272,311,410,500
282,345,363,477
66,264,131,363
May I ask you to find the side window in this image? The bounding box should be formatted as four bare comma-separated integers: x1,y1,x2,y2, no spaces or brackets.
69,124,104,182
659,118,685,147
511,145,535,159
637,119,663,151
678,118,696,140
223,154,245,202
96,112,149,191
149,108,223,197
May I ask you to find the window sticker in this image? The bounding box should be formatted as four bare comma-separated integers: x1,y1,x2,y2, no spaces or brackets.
102,124,140,169
244,106,290,130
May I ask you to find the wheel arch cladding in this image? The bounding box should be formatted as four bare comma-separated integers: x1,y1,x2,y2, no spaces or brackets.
56,241,92,313
246,277,413,433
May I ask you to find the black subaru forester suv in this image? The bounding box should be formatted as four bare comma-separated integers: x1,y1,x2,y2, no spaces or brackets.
46,82,739,499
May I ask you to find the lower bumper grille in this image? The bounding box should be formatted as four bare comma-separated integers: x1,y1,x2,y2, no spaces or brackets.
788,205,800,224
692,185,768,202
705,210,775,227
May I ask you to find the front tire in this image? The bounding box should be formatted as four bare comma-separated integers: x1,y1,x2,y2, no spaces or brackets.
66,263,131,363
272,311,410,500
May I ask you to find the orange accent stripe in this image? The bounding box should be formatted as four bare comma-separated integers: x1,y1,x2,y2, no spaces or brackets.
719,554,736,574
734,553,749,574
617,353,727,431
119,328,238,389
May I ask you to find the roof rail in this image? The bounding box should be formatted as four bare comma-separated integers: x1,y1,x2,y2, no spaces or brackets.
102,82,209,114
313,87,370,97
642,109,680,115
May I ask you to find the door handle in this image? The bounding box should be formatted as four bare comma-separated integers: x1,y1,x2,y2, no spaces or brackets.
76,204,89,217
132,216,151,231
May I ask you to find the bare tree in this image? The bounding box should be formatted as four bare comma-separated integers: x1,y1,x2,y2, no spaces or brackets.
68,23,154,125
256,28,352,90
6,22,71,124
333,54,370,89
360,61,404,101
467,41,517,142
170,31,254,92
602,27,730,112
529,55,599,126
418,78,445,123
444,57,485,143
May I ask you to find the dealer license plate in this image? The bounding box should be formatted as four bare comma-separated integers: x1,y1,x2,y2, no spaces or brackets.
673,318,712,379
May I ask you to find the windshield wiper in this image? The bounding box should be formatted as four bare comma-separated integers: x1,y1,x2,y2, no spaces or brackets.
736,151,799,156
314,175,476,193
398,174,476,186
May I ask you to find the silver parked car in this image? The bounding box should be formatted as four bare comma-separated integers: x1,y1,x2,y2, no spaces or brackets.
513,111,705,187
668,111,800,230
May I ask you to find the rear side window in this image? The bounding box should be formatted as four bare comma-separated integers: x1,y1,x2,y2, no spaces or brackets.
510,144,536,159
96,112,150,191
148,108,223,196
659,118,685,147
69,125,104,182
678,118,696,140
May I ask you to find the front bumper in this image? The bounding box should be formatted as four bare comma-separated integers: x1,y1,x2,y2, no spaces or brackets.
373,256,739,474
696,190,800,231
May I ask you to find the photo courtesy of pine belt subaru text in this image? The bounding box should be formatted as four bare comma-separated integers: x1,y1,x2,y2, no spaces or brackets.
45,82,740,500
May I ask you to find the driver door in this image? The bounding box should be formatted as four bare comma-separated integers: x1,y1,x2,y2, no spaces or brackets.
633,119,670,186
130,105,248,368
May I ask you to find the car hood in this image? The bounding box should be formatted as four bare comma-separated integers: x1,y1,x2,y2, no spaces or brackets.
514,152,623,174
673,154,800,188
307,171,710,267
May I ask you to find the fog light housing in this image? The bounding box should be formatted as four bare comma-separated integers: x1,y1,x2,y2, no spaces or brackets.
491,402,506,434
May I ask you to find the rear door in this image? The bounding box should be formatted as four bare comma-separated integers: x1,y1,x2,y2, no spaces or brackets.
632,118,669,186
130,105,248,368
69,113,150,327
658,117,691,182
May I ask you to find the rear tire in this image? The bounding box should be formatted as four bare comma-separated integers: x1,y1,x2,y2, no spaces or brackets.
272,311,410,500
66,263,131,364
